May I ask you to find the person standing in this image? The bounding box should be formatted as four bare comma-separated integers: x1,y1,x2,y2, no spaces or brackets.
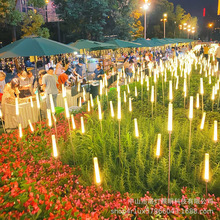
75,61,83,78
92,63,104,80
0,71,6,103
203,45,209,59
55,58,64,77
42,67,58,109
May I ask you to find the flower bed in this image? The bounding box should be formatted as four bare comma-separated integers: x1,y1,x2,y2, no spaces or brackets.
0,113,220,219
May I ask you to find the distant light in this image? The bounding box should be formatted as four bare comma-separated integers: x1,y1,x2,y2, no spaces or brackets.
203,8,206,17
143,4,149,10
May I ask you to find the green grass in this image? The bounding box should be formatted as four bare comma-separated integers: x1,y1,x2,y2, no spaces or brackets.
59,66,220,198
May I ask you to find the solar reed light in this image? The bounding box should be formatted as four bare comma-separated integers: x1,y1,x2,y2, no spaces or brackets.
50,94,57,138
18,123,22,139
90,94,94,109
135,86,138,97
124,91,127,104
87,100,91,112
204,153,209,197
117,97,121,156
200,112,206,130
168,102,173,200
93,157,101,185
156,134,161,161
129,97,132,112
28,119,34,133
81,116,85,134
51,134,58,158
200,78,204,112
211,86,215,112
188,96,193,157
134,118,139,138
110,101,114,118
169,80,173,102
151,86,154,118
71,114,76,130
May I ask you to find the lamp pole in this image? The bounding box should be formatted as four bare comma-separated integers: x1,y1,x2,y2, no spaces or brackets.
143,0,150,39
163,13,167,38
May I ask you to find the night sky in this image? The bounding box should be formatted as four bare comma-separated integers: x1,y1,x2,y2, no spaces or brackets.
169,0,218,22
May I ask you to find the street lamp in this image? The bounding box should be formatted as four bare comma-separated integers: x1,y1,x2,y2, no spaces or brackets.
208,23,214,41
142,0,150,39
163,13,167,38
45,0,49,22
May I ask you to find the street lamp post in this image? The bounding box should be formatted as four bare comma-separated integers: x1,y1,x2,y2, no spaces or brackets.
143,0,150,39
163,13,167,38
208,23,214,41
45,0,49,23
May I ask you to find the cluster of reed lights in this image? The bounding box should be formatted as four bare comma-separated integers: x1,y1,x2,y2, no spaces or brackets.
9,47,219,190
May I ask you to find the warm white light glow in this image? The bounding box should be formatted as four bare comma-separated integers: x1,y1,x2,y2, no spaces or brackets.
98,101,102,121
211,86,215,101
134,118,139,138
71,114,76,130
127,84,130,94
189,96,193,120
36,93,40,109
204,153,209,182
47,109,52,127
83,87,86,101
88,100,91,112
124,91,127,103
151,86,154,103
64,98,70,119
196,93,199,109
156,134,161,158
200,78,204,95
110,101,114,118
19,123,22,138
135,86,138,97
52,135,58,158
93,157,101,184
214,120,218,142
81,117,85,134
168,102,173,132
62,84,66,98
0,109,2,118
49,94,55,114
169,80,173,101
90,94,94,108
100,80,103,95
15,98,19,116
79,97,82,107
30,97,33,108
117,97,121,120
200,112,206,130
28,119,34,132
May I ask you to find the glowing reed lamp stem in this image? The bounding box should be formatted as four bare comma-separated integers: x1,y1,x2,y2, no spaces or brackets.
129,97,132,112
135,86,138,97
189,96,193,120
214,120,218,142
93,157,101,185
196,93,200,109
52,135,58,158
168,102,173,132
98,101,102,120
200,78,204,95
30,97,33,108
83,87,86,101
200,112,206,130
151,86,154,103
49,94,55,114
134,118,139,138
62,84,66,98
204,153,209,182
81,117,85,134
124,91,127,103
169,80,173,101
71,114,76,130
117,97,121,120
156,134,161,158
88,100,91,112
28,119,34,132
36,93,40,109
110,101,114,118
64,98,70,119
47,109,52,127
90,94,94,108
